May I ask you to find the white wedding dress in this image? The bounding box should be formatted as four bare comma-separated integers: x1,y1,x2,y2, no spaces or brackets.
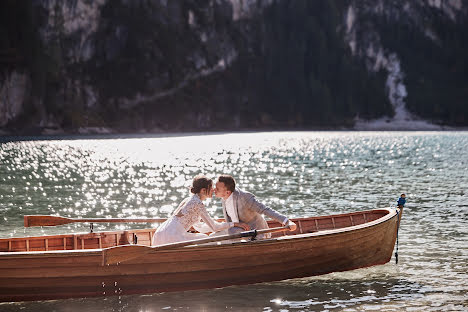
152,194,232,246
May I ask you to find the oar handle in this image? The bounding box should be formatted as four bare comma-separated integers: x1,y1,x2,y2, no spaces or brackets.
153,226,288,250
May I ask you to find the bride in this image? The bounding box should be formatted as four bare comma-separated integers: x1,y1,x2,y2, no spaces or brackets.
153,175,246,245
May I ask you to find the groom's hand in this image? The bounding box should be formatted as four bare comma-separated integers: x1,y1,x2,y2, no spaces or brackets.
233,222,250,231
286,221,297,231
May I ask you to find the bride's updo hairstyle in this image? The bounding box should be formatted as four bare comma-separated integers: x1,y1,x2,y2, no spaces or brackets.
190,175,212,194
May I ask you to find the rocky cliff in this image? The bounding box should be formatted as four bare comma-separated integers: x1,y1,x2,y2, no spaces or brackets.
0,0,467,135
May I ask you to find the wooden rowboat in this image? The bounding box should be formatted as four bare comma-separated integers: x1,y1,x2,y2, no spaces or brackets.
0,207,402,302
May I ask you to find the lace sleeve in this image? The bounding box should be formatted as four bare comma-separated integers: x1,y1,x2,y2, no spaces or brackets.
193,206,232,234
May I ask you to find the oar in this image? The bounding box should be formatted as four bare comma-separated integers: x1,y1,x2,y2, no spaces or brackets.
102,226,289,266
24,215,168,227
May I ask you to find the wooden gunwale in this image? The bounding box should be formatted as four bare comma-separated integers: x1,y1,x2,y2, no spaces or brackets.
0,208,397,261
0,208,396,258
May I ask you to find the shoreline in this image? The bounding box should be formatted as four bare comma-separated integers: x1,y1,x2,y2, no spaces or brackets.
1,127,468,143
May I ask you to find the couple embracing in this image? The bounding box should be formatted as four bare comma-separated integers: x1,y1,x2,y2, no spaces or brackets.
153,174,297,246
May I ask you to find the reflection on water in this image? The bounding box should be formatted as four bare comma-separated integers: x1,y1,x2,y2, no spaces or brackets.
0,131,467,311
0,269,452,312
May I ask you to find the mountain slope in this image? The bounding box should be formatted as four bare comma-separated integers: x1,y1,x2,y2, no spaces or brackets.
0,0,466,134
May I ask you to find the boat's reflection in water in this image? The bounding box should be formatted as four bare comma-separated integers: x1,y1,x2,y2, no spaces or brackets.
1,269,425,312
131,275,423,311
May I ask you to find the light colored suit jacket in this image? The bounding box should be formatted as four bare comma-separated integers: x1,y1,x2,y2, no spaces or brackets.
222,188,288,237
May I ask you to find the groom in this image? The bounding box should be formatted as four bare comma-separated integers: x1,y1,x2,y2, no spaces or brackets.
214,174,297,238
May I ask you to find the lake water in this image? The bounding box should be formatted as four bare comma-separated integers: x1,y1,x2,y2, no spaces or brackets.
0,131,467,311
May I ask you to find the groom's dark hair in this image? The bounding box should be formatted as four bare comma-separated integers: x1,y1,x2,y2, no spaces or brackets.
218,175,236,192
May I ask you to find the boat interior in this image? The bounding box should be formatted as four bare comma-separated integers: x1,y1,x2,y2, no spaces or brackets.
0,210,389,253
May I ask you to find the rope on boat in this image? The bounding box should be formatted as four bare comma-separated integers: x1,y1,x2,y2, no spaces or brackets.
394,194,405,265
395,208,401,264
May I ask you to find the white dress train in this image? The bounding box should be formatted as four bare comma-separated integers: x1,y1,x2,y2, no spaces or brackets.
153,194,232,246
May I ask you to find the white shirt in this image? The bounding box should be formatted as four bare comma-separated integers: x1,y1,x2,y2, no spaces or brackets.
225,193,239,223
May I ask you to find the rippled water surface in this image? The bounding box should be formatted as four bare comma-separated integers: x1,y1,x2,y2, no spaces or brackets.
0,131,467,311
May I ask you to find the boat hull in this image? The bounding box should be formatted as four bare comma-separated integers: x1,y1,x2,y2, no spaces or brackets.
0,208,401,302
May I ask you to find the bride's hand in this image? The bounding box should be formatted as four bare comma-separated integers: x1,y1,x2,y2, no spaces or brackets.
233,222,250,231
